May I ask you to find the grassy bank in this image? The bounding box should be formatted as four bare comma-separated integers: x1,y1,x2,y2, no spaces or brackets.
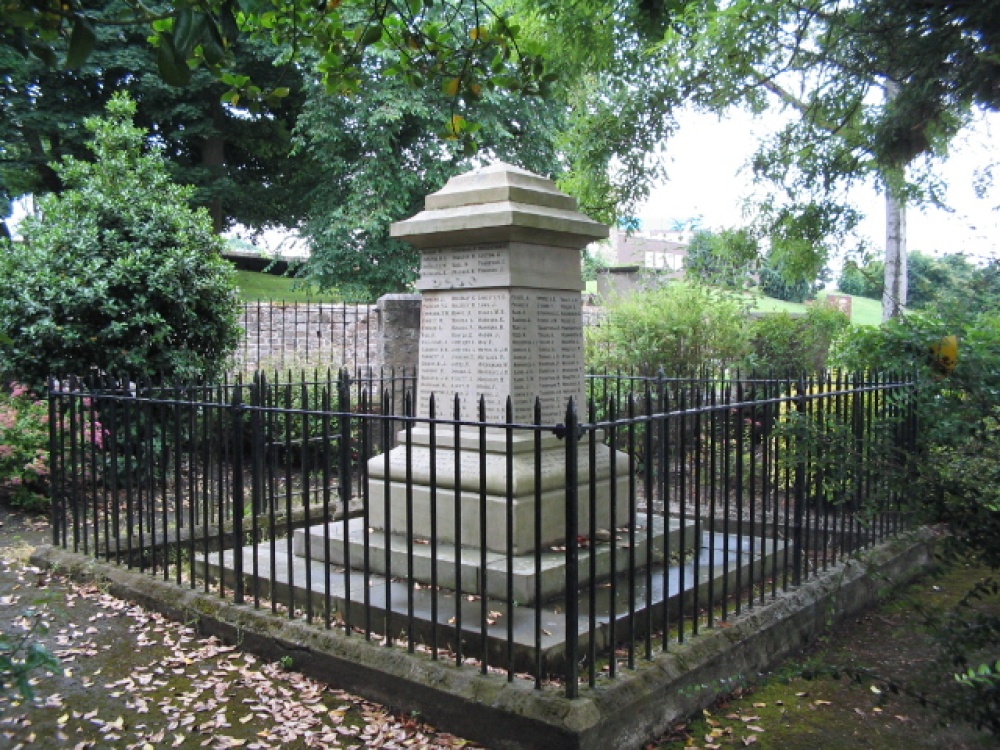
235,270,343,303
750,291,883,326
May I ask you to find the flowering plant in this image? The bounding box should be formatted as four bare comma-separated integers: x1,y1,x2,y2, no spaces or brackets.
0,382,51,511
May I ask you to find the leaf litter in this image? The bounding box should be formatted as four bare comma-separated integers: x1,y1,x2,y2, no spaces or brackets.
0,552,479,749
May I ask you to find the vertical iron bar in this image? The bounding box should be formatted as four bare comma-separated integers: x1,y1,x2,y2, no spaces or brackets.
677,389,688,643
338,370,354,633
478,396,488,674
173,388,184,586
322,385,333,629
232,385,246,605
360,387,372,640
707,381,717,630
381,388,393,643
300,374,313,623
453,394,463,665
564,398,580,699
643,386,654,661
47,381,62,547
405,391,415,652
792,376,806,587
283,379,295,617
123,388,135,567
607,396,618,676
505,396,514,681
627,393,637,669
587,399,598,688
429,394,439,659
533,399,543,689
692,384,702,637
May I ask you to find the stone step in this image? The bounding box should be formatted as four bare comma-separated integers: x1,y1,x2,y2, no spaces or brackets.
206,527,787,674
290,516,699,604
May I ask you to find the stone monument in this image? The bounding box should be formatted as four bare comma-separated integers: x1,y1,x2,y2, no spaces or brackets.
299,163,637,603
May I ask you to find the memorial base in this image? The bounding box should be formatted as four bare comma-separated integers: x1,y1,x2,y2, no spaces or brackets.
364,427,631,556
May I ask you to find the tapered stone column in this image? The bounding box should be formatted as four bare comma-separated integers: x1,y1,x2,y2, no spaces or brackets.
365,163,630,558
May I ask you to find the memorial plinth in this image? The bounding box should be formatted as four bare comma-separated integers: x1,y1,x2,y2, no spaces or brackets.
361,162,630,559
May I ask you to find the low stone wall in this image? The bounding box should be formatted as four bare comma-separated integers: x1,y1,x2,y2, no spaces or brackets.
234,302,378,373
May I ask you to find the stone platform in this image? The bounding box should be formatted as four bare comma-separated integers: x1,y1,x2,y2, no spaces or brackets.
207,525,787,673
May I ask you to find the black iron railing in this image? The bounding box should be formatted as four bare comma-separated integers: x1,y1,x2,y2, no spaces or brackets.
48,371,918,696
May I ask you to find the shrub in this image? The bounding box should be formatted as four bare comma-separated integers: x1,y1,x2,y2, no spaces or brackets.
0,93,240,389
0,382,50,511
838,259,884,299
586,281,750,376
746,303,851,373
831,309,1000,728
758,260,821,302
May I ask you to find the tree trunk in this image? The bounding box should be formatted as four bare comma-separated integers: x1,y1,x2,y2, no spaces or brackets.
881,80,908,322
202,96,227,234
882,183,907,321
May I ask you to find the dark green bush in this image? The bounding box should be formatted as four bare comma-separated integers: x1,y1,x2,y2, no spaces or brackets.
0,93,240,389
831,309,1000,730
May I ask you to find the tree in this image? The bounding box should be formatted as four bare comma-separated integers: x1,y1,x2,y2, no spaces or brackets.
518,1,1000,317
1,1,550,140
840,252,996,311
905,252,980,310
683,228,758,289
1,17,314,233
759,251,824,303
514,1,680,223
0,93,240,387
295,61,565,300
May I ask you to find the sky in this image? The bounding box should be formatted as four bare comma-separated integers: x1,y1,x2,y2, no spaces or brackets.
637,107,1000,266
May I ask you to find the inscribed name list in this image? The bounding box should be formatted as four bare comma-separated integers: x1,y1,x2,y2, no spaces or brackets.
417,288,584,423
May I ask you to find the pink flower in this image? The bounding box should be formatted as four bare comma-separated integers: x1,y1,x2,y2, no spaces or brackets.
25,456,48,477
90,421,105,449
0,410,14,430
10,383,29,399
0,444,13,459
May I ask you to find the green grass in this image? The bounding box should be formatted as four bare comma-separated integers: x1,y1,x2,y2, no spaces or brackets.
748,290,883,326
235,270,344,302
